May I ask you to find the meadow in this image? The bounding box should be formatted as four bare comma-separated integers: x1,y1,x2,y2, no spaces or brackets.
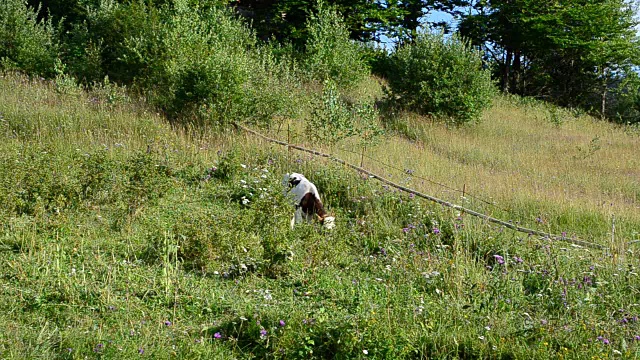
1,71,640,359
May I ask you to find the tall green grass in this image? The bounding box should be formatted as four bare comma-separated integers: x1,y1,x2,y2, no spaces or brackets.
2,73,640,360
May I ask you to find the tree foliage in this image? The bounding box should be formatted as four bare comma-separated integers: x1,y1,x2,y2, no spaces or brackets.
303,2,369,88
0,0,59,77
459,0,640,122
232,0,469,45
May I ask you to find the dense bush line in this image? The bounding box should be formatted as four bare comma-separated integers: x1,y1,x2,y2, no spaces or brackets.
0,0,498,130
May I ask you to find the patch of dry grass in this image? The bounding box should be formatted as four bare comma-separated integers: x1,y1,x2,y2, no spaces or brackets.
257,94,639,245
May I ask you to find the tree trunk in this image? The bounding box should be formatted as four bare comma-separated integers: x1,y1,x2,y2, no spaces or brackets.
601,66,607,120
511,49,521,94
502,48,512,93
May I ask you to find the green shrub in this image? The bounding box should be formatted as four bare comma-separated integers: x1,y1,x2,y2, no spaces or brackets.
607,73,640,124
387,32,495,125
113,2,296,126
60,22,105,84
304,1,369,89
83,0,163,85
0,149,81,217
0,0,59,77
307,79,383,145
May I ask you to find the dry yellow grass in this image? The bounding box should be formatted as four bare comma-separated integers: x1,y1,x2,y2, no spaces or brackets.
3,73,637,245
252,95,639,245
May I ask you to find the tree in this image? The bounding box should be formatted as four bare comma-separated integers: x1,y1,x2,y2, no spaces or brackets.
459,0,640,120
232,0,396,45
231,0,469,46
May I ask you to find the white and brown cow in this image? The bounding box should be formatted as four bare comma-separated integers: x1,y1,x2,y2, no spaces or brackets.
283,173,335,230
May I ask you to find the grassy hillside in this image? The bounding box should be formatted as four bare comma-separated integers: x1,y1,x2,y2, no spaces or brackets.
1,72,640,359
288,94,640,246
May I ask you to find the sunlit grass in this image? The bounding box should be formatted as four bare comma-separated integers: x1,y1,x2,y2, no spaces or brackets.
264,91,639,246
2,72,640,359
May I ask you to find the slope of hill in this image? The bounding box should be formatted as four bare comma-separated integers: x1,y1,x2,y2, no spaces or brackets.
1,73,640,359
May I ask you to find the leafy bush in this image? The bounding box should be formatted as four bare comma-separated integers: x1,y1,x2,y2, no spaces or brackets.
304,1,369,89
387,32,495,125
102,1,298,126
0,0,59,77
307,79,383,145
607,73,640,125
0,149,81,217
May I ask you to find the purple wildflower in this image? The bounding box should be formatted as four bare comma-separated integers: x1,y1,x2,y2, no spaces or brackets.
164,320,172,326
513,256,523,263
409,193,415,199
380,248,387,256
260,328,267,338
279,320,286,327
138,348,144,355
493,255,505,265
432,227,440,234
561,231,567,238
402,227,410,233
214,332,222,339
540,319,548,325
634,335,640,341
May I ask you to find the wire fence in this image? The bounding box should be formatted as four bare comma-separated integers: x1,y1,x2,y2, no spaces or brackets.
235,123,608,251
332,146,510,212
274,123,508,212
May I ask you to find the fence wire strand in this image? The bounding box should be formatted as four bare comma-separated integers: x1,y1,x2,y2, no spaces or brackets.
333,146,510,212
